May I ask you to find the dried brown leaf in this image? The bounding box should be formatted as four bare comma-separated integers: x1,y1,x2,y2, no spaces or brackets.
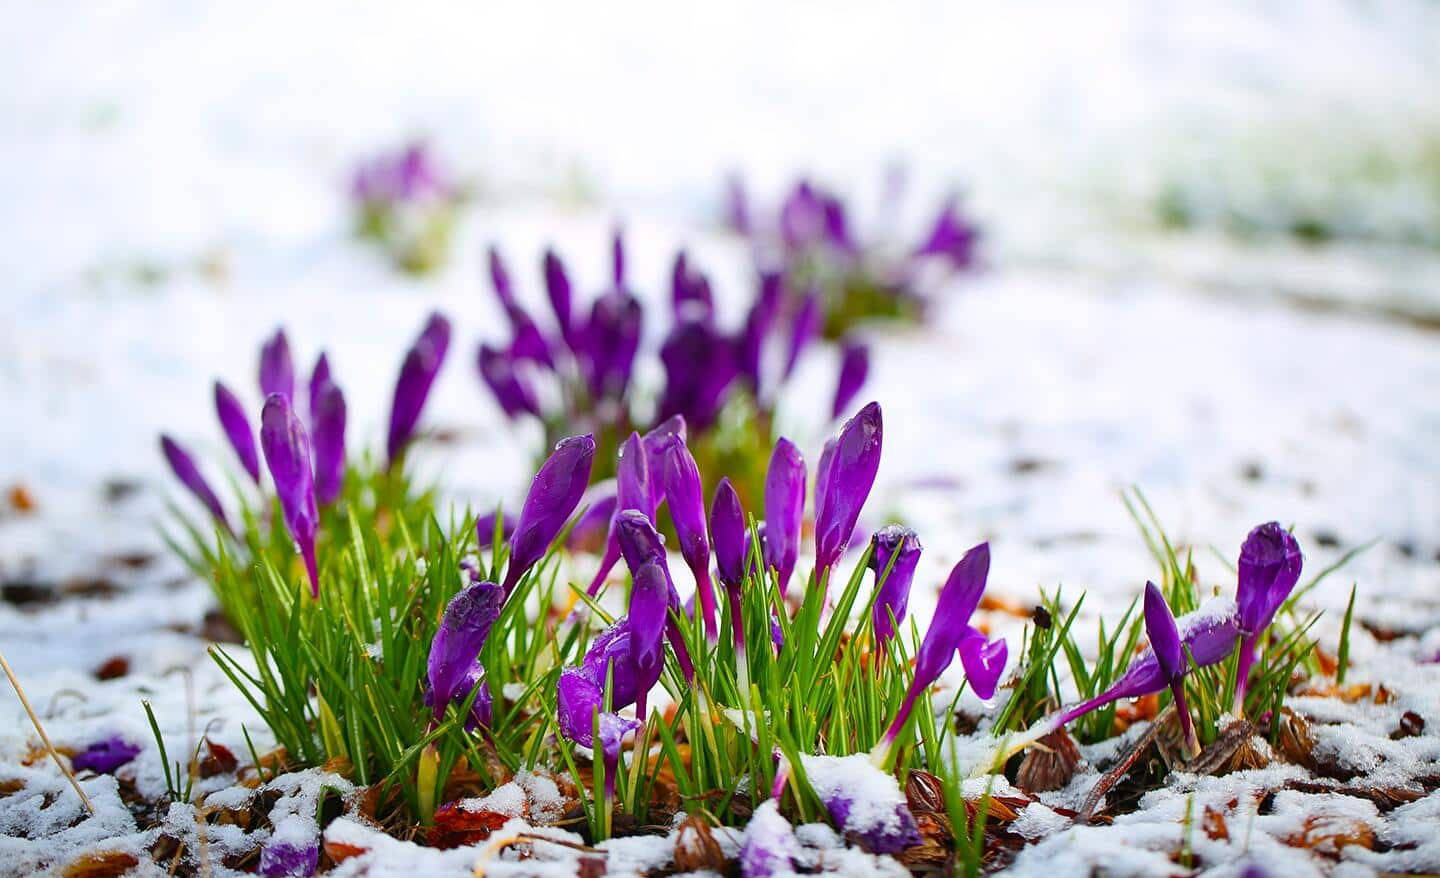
1015,728,1081,793
673,815,725,873
60,851,138,878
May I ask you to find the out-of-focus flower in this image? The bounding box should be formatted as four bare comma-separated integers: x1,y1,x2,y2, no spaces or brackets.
813,401,883,584
259,329,295,402
763,438,805,596
160,435,231,535
567,493,616,553
70,736,140,774
477,344,541,420
738,274,782,396
426,580,504,725
1233,523,1304,708
260,394,319,597
870,526,921,650
914,198,980,271
387,312,451,466
585,289,643,402
782,290,822,380
661,438,718,640
214,382,260,485
504,434,596,595
739,800,801,878
351,141,450,205
587,431,657,596
474,508,516,550
831,342,870,421
307,354,331,424
310,373,347,507
351,141,459,275
805,754,921,854
258,826,320,878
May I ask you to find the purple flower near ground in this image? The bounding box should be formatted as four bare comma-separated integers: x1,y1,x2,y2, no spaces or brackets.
740,800,801,877
880,543,1006,750
832,342,870,420
387,312,451,466
259,394,320,597
310,375,346,507
258,835,319,878
504,434,596,595
763,438,806,596
870,526,921,650
587,432,654,596
782,291,822,380
1233,523,1304,709
813,401,883,585
259,329,295,402
710,477,747,591
214,382,261,484
160,435,231,535
826,792,921,855
426,580,504,723
71,736,140,774
642,416,687,511
661,438,718,640
1144,581,1197,752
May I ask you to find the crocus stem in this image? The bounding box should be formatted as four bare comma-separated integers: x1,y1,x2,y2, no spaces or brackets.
1171,681,1200,757
693,564,718,642
666,617,695,682
1232,633,1258,713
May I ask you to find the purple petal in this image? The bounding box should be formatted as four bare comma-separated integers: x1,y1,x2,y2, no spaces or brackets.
780,181,824,251
813,402,883,578
214,382,261,484
488,246,516,310
740,801,801,878
427,580,504,719
957,630,1008,701
615,508,667,572
387,312,451,466
505,434,596,594
725,174,752,236
611,227,626,288
658,321,738,432
661,439,709,576
70,736,140,774
307,353,331,425
1144,581,1185,682
870,525,921,647
709,478,747,593
474,507,516,550
1236,523,1304,638
310,376,347,507
585,291,643,400
914,542,989,690
831,342,870,421
259,328,294,402
567,493,616,553
543,249,579,353
763,438,806,596
259,836,319,878
478,343,541,420
160,435,230,533
914,198,980,270
783,291,822,380
629,561,670,674
642,415,687,512
738,273,782,395
260,394,319,596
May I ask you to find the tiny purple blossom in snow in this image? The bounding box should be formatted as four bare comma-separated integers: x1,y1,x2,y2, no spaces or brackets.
1144,581,1197,753
214,382,260,484
740,800,801,878
763,438,805,596
503,433,596,595
386,312,451,467
160,435,231,535
71,736,140,774
258,836,319,878
259,394,319,596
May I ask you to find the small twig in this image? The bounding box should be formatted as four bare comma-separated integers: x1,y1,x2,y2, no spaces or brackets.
0,650,96,815
472,832,605,876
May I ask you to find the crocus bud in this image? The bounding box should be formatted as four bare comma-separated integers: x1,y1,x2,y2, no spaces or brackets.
387,312,451,466
487,245,516,309
614,510,695,684
585,290,643,401
710,478,747,591
662,439,717,639
311,376,346,507
642,416,687,512
504,434,596,595
70,736,140,774
259,394,320,597
1144,581,1197,753
308,353,331,424
478,343,541,420
160,435,231,534
738,274,782,396
259,328,294,402
870,526,921,649
740,800,801,878
543,248,584,356
764,438,805,596
814,402,883,583
1233,523,1304,709
214,382,260,484
783,291,822,380
914,198,979,271
831,342,870,421
427,580,504,722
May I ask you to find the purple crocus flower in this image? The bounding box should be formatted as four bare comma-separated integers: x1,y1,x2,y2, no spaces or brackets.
1143,581,1197,754
477,344,540,420
259,394,319,597
307,353,331,424
831,342,870,421
658,320,739,433
740,800,801,878
813,402,883,587
1233,523,1304,709
474,507,516,550
661,438,718,641
587,432,654,596
763,438,806,596
738,273,782,396
670,251,715,324
426,579,504,724
725,174,752,236
258,832,319,878
71,736,140,774
160,435,232,535
870,526,921,650
543,249,583,355
488,246,517,310
213,382,261,485
878,543,1005,752
504,434,596,595
486,249,555,370
259,328,295,402
782,291,822,380
614,510,695,684
310,375,346,507
807,755,922,854
914,198,979,271
780,182,825,251
710,478,747,591
386,312,451,466
584,290,643,401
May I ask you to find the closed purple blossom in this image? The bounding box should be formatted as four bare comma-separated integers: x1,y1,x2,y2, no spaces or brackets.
259,328,295,402
310,376,346,507
427,580,504,723
1143,581,1197,752
710,477,747,591
738,274,782,395
259,834,319,878
870,526,921,650
780,182,825,251
71,736,140,774
670,251,715,324
658,320,739,431
783,291,822,380
814,402,883,583
260,394,319,597
504,434,596,595
160,435,231,535
642,415,687,511
1233,523,1304,709
831,342,870,420
387,312,451,466
614,510,694,684
763,438,806,596
587,432,653,596
543,249,583,355
307,353,331,425
914,198,979,271
662,438,717,640
477,343,540,420
584,290,643,401
213,382,261,484
740,801,801,878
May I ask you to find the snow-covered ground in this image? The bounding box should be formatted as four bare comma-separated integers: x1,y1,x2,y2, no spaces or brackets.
2,2,1438,875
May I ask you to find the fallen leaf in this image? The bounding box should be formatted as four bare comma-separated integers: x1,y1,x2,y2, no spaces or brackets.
1284,815,1374,857
430,802,517,848
93,656,130,680
324,839,368,865
672,814,725,873
1016,728,1081,793
61,851,138,877
8,484,37,514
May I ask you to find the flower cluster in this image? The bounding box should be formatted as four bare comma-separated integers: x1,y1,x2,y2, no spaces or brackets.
725,175,981,339
350,140,464,274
